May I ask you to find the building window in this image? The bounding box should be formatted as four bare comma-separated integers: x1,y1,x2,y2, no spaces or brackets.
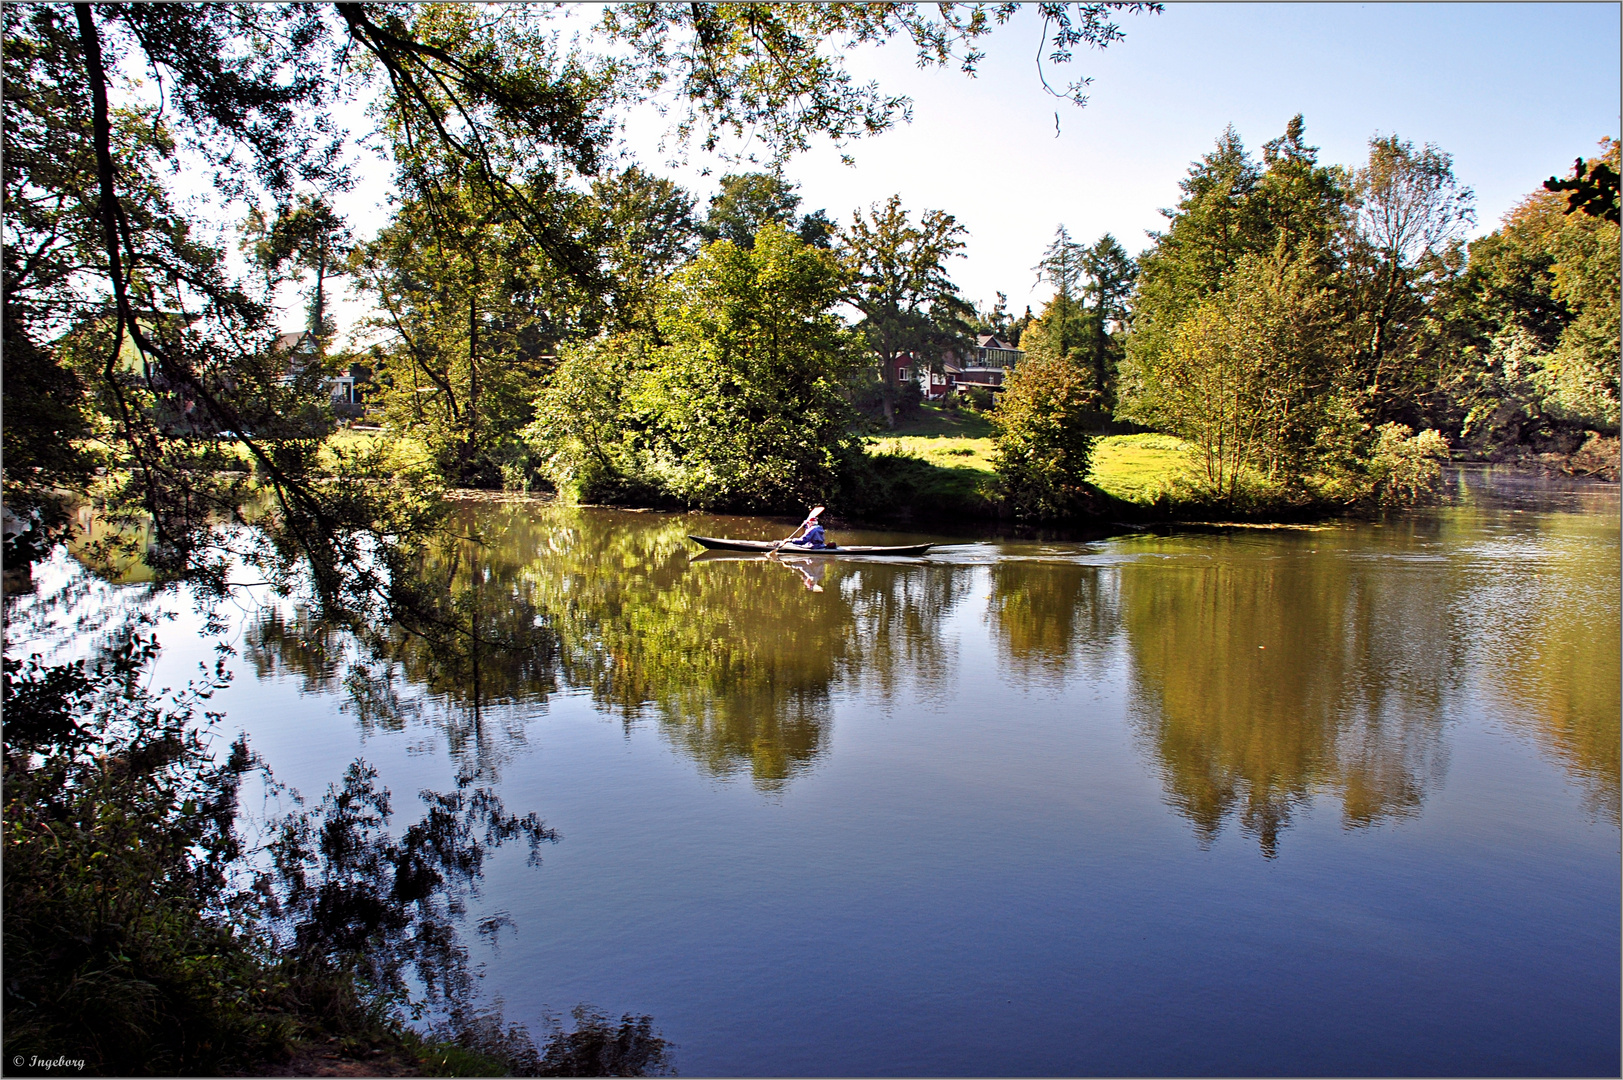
897,366,910,381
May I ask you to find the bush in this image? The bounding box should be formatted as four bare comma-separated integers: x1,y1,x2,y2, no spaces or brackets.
962,386,996,412
991,356,1100,520
2,635,280,1075
1365,423,1449,506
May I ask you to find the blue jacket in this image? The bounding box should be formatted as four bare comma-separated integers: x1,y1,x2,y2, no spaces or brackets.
793,523,827,547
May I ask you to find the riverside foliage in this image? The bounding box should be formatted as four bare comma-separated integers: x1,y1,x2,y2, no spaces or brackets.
1,629,671,1076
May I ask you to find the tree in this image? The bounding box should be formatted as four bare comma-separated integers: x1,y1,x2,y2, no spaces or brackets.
360,162,572,489
1014,294,1090,373
1022,225,1092,375
992,354,1101,520
1023,227,1136,410
1545,154,1621,224
696,171,836,251
840,195,973,427
644,224,862,509
1144,251,1345,504
1123,119,1351,424
599,3,1159,156
1344,134,1476,419
2,4,355,590
1080,233,1136,407
1019,225,1097,391
531,225,863,510
971,291,1017,342
7,0,1155,611
588,166,699,335
1537,140,1622,431
243,194,355,346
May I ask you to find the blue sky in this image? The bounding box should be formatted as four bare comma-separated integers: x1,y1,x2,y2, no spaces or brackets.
734,2,1622,314
322,3,1620,336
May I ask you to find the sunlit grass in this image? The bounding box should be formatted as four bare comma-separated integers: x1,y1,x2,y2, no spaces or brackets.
867,434,998,472
862,430,1196,507
1089,433,1196,504
319,426,432,473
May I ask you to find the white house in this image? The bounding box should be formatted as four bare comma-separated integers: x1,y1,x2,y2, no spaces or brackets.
273,330,361,406
913,334,1024,401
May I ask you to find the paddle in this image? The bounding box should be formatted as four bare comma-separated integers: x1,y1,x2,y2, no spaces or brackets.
769,506,824,556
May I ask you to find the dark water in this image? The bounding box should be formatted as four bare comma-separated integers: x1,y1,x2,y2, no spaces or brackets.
14,467,1620,1076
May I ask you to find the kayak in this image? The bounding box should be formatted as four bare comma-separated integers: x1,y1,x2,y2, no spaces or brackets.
687,535,933,557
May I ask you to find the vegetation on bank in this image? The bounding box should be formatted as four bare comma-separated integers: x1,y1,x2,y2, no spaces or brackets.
303,125,1615,525
2,634,673,1078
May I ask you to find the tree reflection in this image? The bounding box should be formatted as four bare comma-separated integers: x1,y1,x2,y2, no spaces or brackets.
248,503,967,791
986,562,1119,687
1119,529,1458,856
522,511,966,790
1464,510,1621,820
246,502,560,780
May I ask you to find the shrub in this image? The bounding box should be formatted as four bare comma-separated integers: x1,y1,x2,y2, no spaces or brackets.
991,356,1100,519
1365,423,1450,506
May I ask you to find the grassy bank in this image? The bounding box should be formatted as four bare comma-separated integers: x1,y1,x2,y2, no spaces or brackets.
855,411,1199,523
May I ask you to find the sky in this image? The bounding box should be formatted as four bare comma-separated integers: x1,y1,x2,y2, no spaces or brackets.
311,2,1621,338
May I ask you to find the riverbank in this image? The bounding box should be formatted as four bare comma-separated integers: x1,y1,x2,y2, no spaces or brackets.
315,408,1616,531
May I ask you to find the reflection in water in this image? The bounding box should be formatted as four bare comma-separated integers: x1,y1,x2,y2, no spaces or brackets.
987,562,1119,687
1118,532,1458,856
1456,508,1621,820
240,474,1618,838
247,509,560,779
526,513,966,790
248,505,965,791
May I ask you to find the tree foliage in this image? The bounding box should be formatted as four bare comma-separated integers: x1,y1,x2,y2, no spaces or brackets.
530,225,862,510
598,3,1158,158
992,354,1101,519
589,166,699,335
243,194,355,345
1545,154,1621,224
1443,139,1620,447
5,0,1158,606
1117,117,1479,506
1147,252,1346,502
840,195,973,427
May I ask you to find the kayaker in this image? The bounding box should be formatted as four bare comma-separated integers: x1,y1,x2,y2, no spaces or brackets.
790,518,830,549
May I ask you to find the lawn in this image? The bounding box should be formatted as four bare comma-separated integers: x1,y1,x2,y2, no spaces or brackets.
876,404,997,438
1089,432,1196,503
867,434,998,473
318,426,432,473
863,425,1196,508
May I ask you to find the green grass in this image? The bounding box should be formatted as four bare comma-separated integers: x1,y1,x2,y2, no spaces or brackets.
861,429,1196,510
876,404,996,438
318,426,432,473
1089,432,1196,504
866,434,998,472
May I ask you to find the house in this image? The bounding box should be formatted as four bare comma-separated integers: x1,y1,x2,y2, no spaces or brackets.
914,334,1025,401
273,330,363,407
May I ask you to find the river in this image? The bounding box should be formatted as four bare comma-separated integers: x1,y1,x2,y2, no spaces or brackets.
9,466,1619,1076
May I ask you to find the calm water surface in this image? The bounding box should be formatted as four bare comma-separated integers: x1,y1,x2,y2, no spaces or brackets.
14,467,1620,1076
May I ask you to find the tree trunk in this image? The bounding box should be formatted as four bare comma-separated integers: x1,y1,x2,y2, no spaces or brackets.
464,288,479,482
468,290,479,436
310,249,327,343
